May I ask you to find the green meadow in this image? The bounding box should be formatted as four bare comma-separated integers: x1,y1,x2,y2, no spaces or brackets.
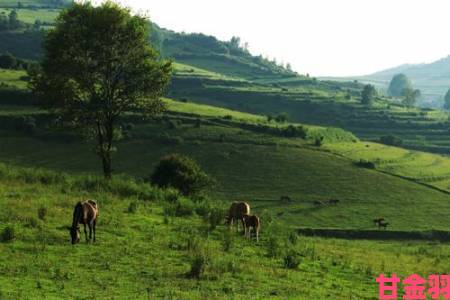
0,166,449,299
1,2,450,298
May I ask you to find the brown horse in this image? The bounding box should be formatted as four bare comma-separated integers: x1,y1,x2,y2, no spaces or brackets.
69,200,98,244
243,214,260,242
225,202,250,233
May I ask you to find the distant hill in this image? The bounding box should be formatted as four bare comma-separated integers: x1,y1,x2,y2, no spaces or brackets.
324,55,450,107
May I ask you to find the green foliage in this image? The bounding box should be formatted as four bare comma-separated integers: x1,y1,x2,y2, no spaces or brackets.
402,88,421,108
0,226,15,242
379,135,403,147
266,235,282,258
151,154,213,196
29,1,172,178
444,89,450,110
37,207,47,221
127,201,138,214
354,159,376,169
388,73,412,97
188,253,208,279
283,249,301,269
361,84,377,105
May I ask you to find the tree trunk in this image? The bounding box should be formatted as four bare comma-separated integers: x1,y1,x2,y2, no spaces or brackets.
96,119,114,180
101,154,112,179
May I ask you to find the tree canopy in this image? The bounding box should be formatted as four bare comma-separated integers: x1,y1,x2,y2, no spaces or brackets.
444,89,450,110
30,1,172,178
361,84,377,105
387,74,412,97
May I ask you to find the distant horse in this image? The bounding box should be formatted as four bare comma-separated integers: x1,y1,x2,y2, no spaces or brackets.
378,221,389,230
313,200,325,206
373,218,385,227
225,202,250,233
328,199,340,205
280,196,292,203
243,214,260,242
69,200,98,244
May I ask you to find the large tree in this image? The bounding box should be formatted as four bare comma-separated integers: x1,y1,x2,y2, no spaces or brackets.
444,89,450,110
402,87,421,108
30,2,172,179
387,73,412,97
361,84,377,106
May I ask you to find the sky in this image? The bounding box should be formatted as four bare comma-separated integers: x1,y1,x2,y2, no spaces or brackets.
96,0,450,77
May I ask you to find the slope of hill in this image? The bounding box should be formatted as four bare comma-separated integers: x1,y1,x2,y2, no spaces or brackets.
2,99,450,232
1,166,449,298
325,55,450,105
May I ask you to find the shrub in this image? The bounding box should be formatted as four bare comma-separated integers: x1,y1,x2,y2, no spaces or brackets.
222,230,234,252
37,207,47,221
283,250,301,269
127,202,138,214
164,198,195,217
266,235,282,258
315,136,324,147
189,254,207,279
223,115,233,120
354,160,376,169
288,231,298,246
151,154,213,196
0,226,15,243
282,125,307,138
207,207,225,230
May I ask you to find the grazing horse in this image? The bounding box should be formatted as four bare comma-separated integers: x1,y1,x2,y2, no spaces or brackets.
378,221,389,230
225,202,250,233
373,218,385,228
328,199,340,205
243,214,260,242
280,196,292,203
69,200,98,244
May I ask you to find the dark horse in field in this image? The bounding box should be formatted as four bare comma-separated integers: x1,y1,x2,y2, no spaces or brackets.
69,200,98,244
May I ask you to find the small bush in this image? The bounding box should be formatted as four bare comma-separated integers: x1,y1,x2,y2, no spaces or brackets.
37,207,47,221
188,253,208,279
0,226,15,243
267,235,282,258
283,250,301,269
164,198,195,217
354,160,376,169
315,136,324,147
288,232,298,246
127,202,138,214
151,154,213,196
222,231,234,252
207,207,225,230
282,125,307,138
223,115,233,120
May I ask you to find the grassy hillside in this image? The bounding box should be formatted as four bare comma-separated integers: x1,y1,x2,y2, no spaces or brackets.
1,164,450,298
325,55,450,106
1,98,450,232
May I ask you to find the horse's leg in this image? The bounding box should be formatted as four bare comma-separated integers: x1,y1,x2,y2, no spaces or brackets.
256,228,259,242
93,219,96,242
83,223,88,242
88,222,93,241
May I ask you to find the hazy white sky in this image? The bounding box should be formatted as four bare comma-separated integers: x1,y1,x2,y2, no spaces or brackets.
99,0,450,76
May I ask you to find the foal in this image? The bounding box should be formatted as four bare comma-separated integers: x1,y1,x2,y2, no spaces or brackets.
243,214,260,242
69,200,98,244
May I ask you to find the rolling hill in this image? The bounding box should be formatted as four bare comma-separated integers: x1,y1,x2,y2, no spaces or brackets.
325,55,450,107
